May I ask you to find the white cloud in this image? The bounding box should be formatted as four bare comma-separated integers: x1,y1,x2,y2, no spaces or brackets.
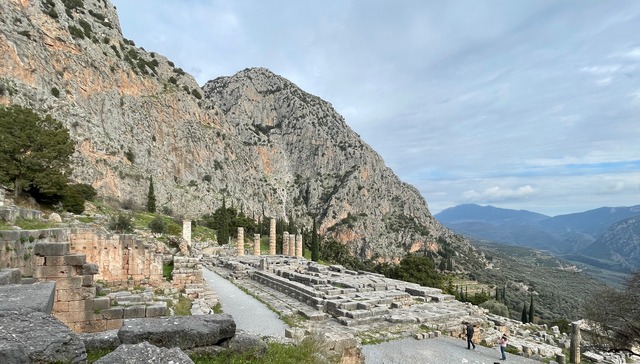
462,185,535,202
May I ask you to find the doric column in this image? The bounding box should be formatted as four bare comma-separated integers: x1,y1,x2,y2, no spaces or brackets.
296,234,303,258
289,235,295,257
253,234,260,255
237,227,244,256
282,232,289,255
570,322,581,364
269,218,276,255
182,220,191,245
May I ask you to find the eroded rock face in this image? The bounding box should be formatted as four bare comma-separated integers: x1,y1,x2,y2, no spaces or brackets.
0,309,87,364
0,0,479,265
118,314,236,349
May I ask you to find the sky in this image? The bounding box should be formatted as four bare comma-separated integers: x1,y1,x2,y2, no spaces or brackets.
110,0,640,217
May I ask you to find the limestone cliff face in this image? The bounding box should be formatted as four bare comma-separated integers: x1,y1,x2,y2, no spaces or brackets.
0,0,480,264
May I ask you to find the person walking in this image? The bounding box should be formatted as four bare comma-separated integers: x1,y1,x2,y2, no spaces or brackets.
498,334,508,360
466,323,476,350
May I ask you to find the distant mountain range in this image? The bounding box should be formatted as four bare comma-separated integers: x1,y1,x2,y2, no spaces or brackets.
435,204,640,272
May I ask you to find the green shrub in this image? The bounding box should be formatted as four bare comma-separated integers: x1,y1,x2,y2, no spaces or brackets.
479,299,510,317
68,25,85,39
149,216,167,234
125,149,135,163
162,262,173,281
108,213,133,233
191,89,202,99
51,87,60,97
78,19,92,37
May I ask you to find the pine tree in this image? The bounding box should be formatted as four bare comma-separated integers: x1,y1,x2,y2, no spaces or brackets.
529,294,535,323
0,105,74,198
146,177,156,213
521,303,529,323
311,218,319,261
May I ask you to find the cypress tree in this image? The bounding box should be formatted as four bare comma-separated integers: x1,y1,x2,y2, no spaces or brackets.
529,294,535,323
146,177,156,213
521,303,529,323
311,218,319,261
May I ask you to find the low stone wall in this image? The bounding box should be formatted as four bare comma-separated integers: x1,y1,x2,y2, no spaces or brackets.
0,229,68,277
68,228,164,288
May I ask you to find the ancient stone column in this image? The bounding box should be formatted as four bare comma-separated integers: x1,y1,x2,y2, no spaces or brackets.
237,227,244,256
182,220,191,245
269,218,276,256
289,235,295,258
570,322,581,364
282,232,289,256
0,188,4,206
296,234,303,258
253,234,260,256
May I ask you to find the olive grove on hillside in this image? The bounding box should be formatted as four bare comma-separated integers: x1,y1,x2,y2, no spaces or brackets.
584,271,640,357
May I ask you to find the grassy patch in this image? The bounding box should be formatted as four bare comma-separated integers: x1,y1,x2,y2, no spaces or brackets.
190,337,338,364
1,218,56,230
212,302,223,314
87,348,113,363
163,262,174,281
171,295,192,316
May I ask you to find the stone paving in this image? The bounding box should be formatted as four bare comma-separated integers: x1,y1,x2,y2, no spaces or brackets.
202,255,489,344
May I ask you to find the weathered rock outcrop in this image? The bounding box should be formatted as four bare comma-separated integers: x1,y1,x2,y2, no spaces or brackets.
0,0,480,265
118,315,236,349
0,308,87,363
94,342,194,364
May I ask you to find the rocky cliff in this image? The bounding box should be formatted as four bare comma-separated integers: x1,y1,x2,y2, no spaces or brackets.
0,0,478,265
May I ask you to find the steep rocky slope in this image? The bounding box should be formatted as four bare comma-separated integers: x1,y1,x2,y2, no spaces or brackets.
0,0,480,265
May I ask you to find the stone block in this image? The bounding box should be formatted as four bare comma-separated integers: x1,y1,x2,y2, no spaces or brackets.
82,263,99,275
118,315,236,350
101,307,124,320
0,268,21,285
79,329,121,351
123,305,147,319
33,242,70,257
56,286,96,301
93,341,193,364
0,308,86,363
68,300,92,312
0,281,56,314
82,274,94,287
146,303,168,317
44,254,86,266
48,276,83,290
35,265,74,279
93,296,111,310
53,301,69,312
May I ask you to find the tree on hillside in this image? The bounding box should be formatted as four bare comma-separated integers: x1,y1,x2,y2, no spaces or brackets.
311,217,319,261
0,105,74,197
388,254,445,289
146,177,156,213
529,294,535,323
584,271,640,357
521,303,529,323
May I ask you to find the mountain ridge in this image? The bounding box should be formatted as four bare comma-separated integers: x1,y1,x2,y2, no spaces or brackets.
0,0,479,266
435,203,640,272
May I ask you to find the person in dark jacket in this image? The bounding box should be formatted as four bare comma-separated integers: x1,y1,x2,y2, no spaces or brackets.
466,323,476,349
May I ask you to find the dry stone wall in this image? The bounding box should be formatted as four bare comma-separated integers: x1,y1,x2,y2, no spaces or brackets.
68,228,164,289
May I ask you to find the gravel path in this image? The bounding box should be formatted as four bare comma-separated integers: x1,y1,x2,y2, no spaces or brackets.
363,335,542,364
202,267,287,337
